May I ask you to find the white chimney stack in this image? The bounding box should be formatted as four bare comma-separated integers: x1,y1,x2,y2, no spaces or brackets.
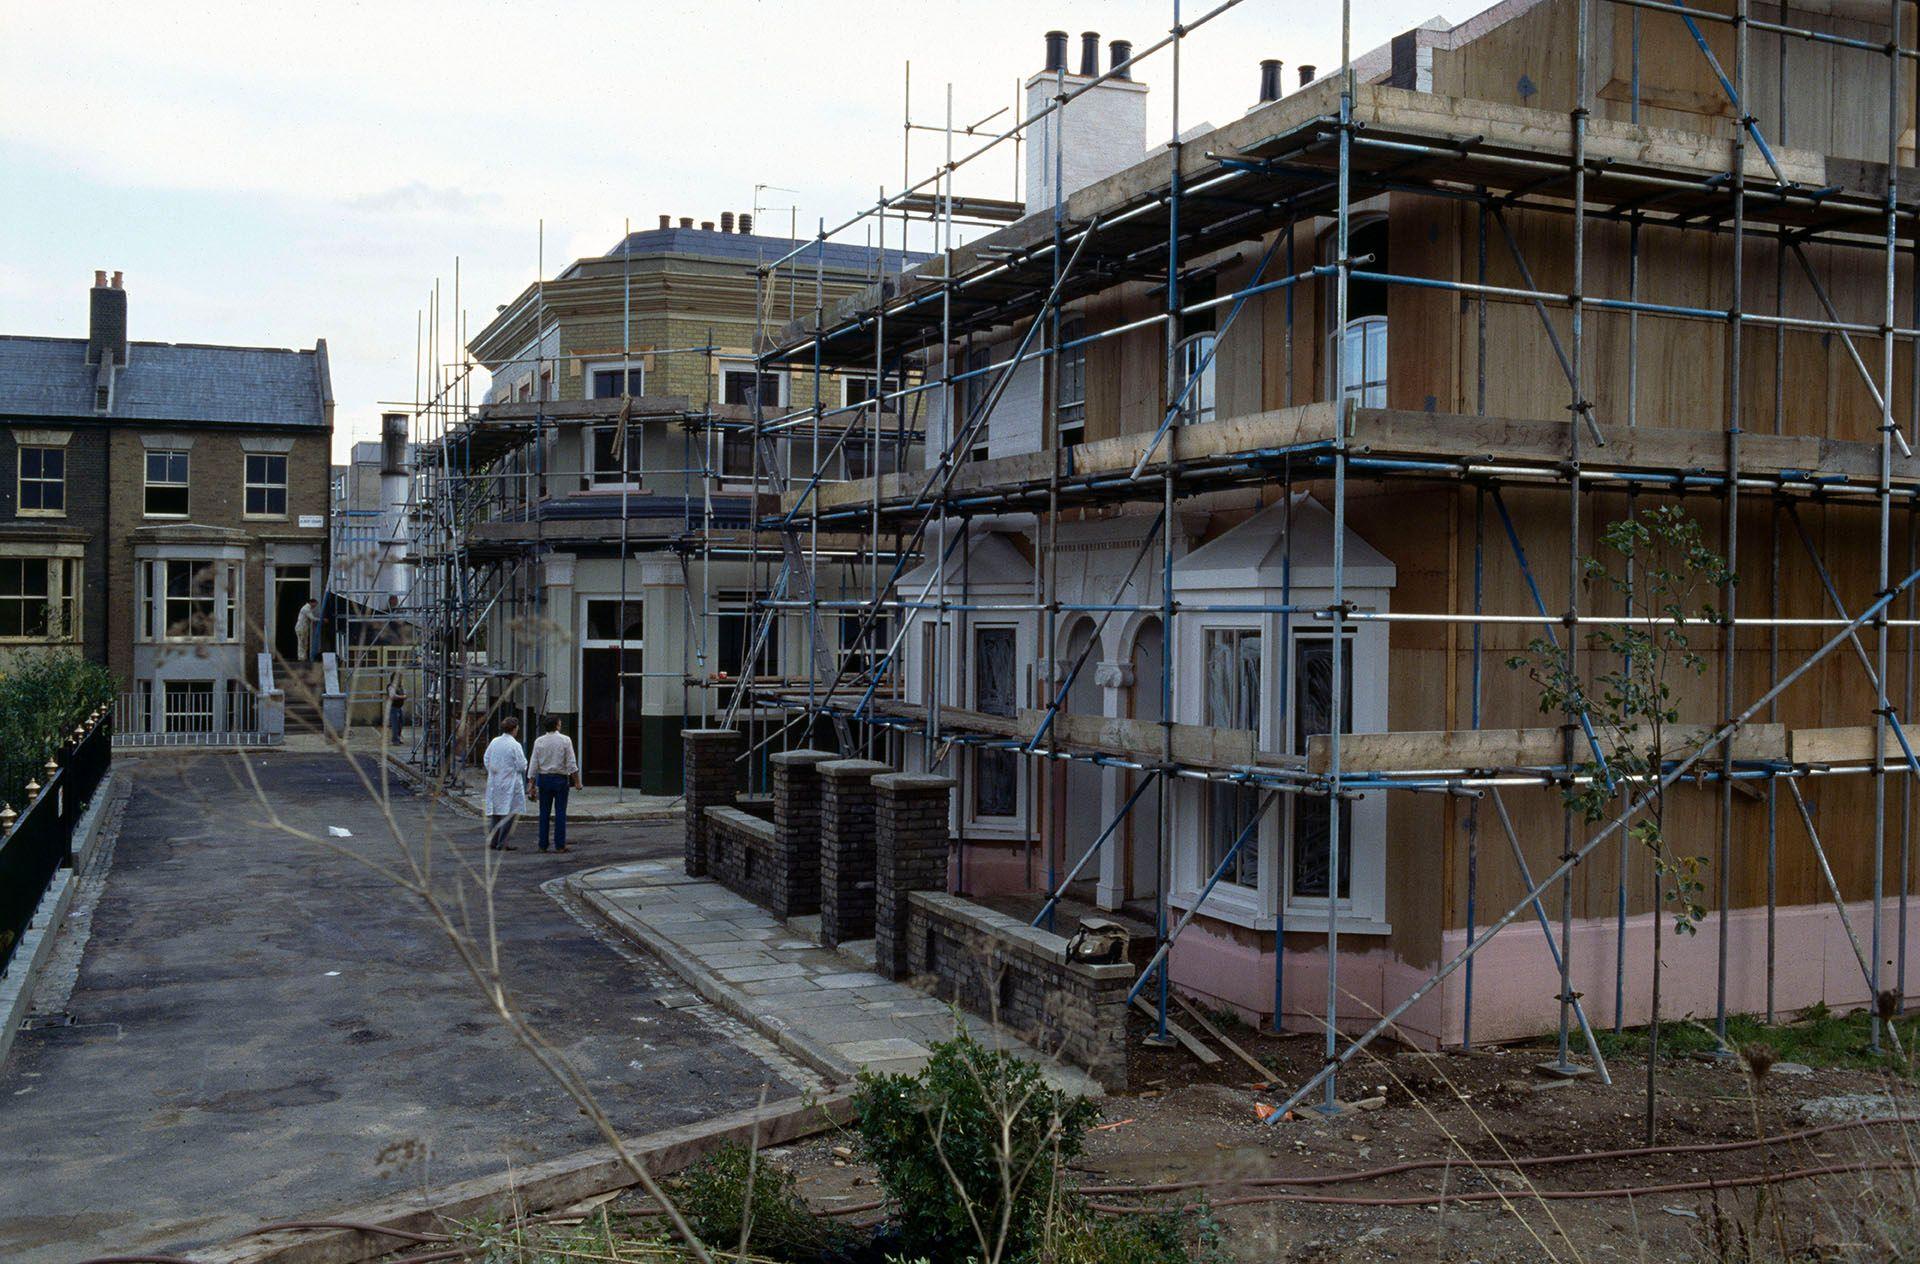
1024,29,1149,215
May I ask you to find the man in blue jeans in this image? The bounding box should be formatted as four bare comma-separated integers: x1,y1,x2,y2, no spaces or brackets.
527,716,582,853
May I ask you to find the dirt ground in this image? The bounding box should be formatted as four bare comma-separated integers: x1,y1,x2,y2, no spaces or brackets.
750,1017,1920,1262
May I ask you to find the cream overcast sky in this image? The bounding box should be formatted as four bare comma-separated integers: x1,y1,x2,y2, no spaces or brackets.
0,1,1468,457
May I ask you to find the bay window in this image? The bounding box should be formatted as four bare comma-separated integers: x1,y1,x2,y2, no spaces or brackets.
137,558,242,643
1288,636,1355,902
971,625,1020,818
1203,627,1262,889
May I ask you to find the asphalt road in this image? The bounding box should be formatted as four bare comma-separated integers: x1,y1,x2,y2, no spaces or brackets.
0,750,799,1262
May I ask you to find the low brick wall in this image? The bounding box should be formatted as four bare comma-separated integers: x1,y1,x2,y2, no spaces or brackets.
705,807,781,909
906,892,1131,1090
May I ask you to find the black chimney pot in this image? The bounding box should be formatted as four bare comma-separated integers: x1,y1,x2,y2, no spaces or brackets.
740,212,754,234
1259,59,1283,103
1109,39,1133,79
1298,64,1317,87
1044,30,1068,73
721,211,735,233
1079,31,1100,76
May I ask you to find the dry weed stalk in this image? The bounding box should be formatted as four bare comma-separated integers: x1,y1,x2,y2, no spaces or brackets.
222,657,722,1264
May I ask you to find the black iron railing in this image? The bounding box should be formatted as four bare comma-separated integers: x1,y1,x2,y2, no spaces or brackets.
0,709,112,975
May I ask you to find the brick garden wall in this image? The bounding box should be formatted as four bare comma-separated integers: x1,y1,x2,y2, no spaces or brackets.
705,807,780,908
906,892,1132,1090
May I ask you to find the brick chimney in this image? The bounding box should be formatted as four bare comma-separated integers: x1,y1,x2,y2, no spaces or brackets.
87,270,128,368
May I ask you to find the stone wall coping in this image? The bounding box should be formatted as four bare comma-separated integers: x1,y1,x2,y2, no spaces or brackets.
819,758,892,779
873,772,957,792
684,728,742,740
909,892,1133,981
706,805,775,841
769,748,838,768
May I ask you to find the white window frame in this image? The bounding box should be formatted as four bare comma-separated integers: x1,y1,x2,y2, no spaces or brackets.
0,556,80,643
17,445,66,517
1331,314,1388,408
1173,331,1217,425
967,621,1025,826
1199,623,1265,894
243,452,288,519
585,423,644,490
1279,617,1387,931
716,424,762,484
137,557,243,645
1056,318,1087,448
712,587,776,683
581,596,645,649
144,449,190,518
719,361,787,411
960,346,993,463
586,360,647,401
717,361,786,486
1170,604,1390,933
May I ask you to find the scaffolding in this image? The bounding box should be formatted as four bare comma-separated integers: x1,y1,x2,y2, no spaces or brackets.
384,220,935,792
730,0,1920,1114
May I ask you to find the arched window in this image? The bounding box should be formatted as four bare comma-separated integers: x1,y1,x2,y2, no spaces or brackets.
1174,331,1216,424
1325,216,1389,407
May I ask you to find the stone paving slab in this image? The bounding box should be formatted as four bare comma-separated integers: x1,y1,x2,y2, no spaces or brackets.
568,859,1103,1096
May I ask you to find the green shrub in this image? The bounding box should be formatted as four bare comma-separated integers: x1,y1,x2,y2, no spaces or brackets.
855,1029,1101,1261
673,1141,844,1261
0,652,110,806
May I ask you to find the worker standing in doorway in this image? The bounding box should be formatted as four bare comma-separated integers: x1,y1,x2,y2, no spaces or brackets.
294,596,320,663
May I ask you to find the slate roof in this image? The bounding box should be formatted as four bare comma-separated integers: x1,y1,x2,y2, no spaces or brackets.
595,227,932,275
0,335,330,427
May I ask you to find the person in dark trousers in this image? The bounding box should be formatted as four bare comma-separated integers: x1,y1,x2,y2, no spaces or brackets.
527,716,582,853
386,672,408,743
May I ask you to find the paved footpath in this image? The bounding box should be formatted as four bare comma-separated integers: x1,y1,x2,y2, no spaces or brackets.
0,751,808,1263
571,859,1102,1096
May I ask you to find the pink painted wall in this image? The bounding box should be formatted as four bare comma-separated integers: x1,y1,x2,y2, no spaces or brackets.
951,842,1039,898
1165,898,1920,1048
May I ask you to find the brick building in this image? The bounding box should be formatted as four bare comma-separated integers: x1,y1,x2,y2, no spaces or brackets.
0,272,333,734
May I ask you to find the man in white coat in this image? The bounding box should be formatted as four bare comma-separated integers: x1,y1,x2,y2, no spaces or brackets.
483,716,528,851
